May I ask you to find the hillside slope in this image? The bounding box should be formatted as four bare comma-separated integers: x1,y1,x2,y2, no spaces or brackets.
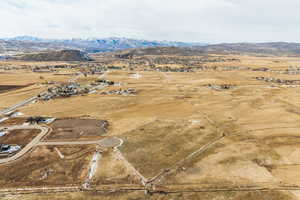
195,42,300,56
13,50,91,61
98,42,300,58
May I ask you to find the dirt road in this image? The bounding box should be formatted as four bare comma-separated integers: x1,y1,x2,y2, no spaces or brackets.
38,137,122,147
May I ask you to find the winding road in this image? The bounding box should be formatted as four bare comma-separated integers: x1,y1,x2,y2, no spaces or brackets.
0,71,123,165
0,125,123,165
0,125,49,164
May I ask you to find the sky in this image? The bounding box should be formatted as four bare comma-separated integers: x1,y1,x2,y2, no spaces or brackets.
1,0,300,43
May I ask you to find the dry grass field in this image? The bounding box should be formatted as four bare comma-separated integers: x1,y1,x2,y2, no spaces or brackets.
1,54,300,199
0,145,94,188
3,190,295,200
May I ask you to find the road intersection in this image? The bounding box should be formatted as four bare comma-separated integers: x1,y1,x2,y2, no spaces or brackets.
0,124,122,165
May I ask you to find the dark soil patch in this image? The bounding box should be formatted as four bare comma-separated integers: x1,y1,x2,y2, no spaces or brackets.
0,85,28,93
47,118,109,140
0,117,27,126
0,129,40,147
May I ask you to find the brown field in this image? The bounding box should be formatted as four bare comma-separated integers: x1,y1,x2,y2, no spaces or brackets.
92,150,140,185
0,145,94,188
0,190,295,200
0,129,40,147
119,118,220,178
46,119,108,141
0,85,29,93
0,117,27,126
1,54,300,199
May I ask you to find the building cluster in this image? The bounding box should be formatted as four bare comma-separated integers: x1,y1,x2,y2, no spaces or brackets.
100,88,137,96
39,78,119,100
89,65,123,74
0,128,21,155
26,116,56,124
148,66,195,72
0,144,21,154
198,66,250,71
39,83,88,101
254,77,300,85
206,84,236,91
138,65,251,73
131,56,240,66
272,67,300,75
93,79,115,86
0,129,7,137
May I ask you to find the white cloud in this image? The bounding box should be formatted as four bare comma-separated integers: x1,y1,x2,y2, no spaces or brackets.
0,0,300,43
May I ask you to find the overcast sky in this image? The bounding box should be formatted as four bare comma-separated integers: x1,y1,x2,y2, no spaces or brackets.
1,0,300,43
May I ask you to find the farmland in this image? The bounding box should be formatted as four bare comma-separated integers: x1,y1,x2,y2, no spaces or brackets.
0,52,300,199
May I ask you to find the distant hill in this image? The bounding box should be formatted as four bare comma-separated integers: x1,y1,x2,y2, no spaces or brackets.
101,42,300,58
1,36,205,54
0,39,75,55
107,46,204,57
3,36,300,57
12,50,91,62
194,42,300,56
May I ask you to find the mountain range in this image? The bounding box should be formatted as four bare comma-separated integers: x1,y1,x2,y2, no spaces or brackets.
2,36,300,57
0,36,206,54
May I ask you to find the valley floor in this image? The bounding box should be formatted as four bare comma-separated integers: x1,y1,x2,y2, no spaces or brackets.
0,55,300,199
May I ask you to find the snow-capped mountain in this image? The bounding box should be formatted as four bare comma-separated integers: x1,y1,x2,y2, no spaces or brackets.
1,36,206,53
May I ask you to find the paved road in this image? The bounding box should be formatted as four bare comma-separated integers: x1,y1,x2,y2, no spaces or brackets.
0,72,84,116
0,125,49,164
98,137,123,148
0,71,123,164
0,125,122,164
0,96,37,115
